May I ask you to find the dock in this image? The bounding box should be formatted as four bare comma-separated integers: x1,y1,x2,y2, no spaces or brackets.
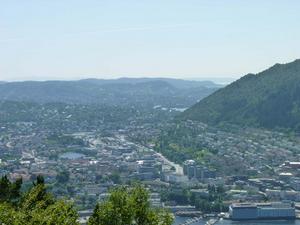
178,217,202,225
205,218,219,225
178,217,220,225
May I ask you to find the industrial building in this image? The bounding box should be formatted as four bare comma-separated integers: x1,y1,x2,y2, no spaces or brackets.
229,202,295,220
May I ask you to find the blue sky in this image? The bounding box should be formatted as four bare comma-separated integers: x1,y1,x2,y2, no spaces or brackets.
0,0,299,81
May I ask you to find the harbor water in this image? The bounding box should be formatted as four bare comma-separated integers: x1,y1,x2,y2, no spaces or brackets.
174,217,300,225
217,220,300,225
174,216,207,225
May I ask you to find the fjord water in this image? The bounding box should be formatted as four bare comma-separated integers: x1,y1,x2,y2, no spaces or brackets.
174,217,300,225
217,220,300,225
174,217,206,225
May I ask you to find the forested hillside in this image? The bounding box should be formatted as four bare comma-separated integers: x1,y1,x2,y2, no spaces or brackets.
181,59,300,131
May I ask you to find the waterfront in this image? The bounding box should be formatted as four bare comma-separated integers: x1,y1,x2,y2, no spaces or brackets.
174,216,206,225
174,217,300,225
217,219,300,225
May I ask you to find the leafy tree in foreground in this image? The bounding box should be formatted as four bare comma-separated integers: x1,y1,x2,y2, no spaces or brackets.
0,175,79,225
88,185,173,225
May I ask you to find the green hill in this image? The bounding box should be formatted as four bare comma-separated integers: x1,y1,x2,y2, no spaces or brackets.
0,78,219,108
180,59,300,131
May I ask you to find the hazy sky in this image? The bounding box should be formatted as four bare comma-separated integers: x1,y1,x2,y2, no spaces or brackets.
1,0,300,81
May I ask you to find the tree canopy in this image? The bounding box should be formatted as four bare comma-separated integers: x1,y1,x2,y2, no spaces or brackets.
0,176,173,225
0,175,79,225
88,185,174,225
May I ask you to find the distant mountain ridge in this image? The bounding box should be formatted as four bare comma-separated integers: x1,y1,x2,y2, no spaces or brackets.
80,77,221,89
0,78,220,108
180,59,300,131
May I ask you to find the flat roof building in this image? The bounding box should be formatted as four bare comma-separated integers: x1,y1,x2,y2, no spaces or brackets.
229,202,295,220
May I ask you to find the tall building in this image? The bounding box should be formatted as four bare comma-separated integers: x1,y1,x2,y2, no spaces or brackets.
183,160,216,180
183,160,196,179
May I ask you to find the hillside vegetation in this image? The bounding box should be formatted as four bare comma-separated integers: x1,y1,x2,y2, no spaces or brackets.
181,59,300,131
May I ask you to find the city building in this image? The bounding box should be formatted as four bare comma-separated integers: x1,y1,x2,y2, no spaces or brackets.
229,202,295,220
183,160,216,180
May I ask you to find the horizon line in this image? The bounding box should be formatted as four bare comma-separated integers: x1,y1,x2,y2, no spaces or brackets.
0,76,238,84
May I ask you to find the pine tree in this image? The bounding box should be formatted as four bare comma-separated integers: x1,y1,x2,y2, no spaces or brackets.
0,175,79,225
0,175,11,202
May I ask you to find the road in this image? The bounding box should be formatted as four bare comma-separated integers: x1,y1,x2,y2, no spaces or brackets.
156,152,184,175
116,134,184,175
